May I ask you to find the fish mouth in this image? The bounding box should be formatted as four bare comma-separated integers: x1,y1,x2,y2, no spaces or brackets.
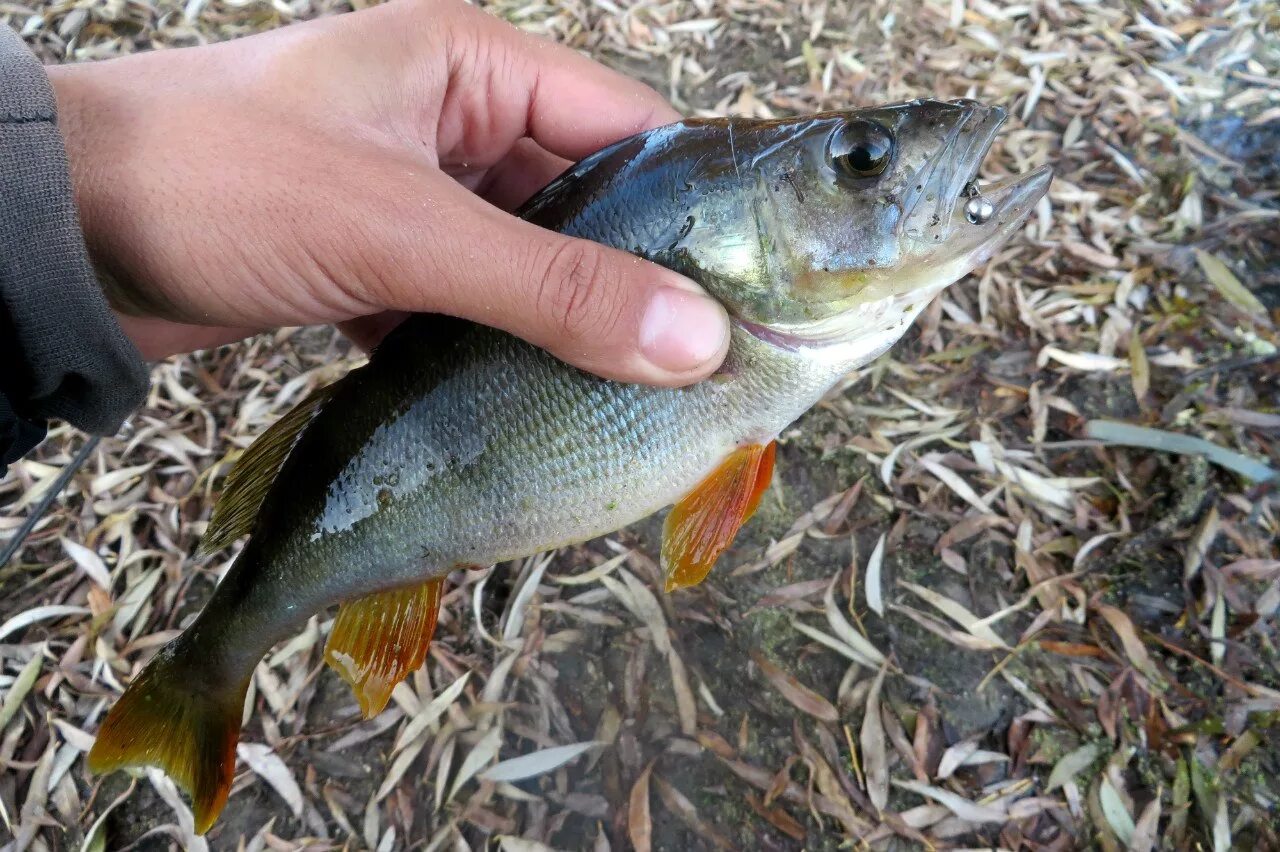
915,99,1053,270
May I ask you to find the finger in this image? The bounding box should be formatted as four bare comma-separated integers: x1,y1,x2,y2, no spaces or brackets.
113,314,261,360
338,311,410,352
385,184,729,387
515,39,682,161
476,138,572,212
440,2,681,165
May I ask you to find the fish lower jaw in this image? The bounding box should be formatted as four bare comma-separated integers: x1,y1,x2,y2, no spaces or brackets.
747,261,970,369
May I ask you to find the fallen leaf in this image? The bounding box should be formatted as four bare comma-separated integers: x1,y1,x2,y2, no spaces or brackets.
394,672,471,752
0,653,43,731
1096,604,1157,679
1046,742,1104,791
448,726,503,801
237,742,304,817
1195,248,1266,316
628,760,654,852
0,606,89,642
61,538,112,589
479,741,603,783
861,665,889,811
1099,777,1136,844
865,533,886,616
1129,331,1150,401
893,779,1007,822
751,650,838,723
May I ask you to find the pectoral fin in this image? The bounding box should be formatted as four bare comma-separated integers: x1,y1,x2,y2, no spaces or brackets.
662,441,776,592
324,578,445,718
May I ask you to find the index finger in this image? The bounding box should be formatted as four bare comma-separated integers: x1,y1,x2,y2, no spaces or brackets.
449,1,682,162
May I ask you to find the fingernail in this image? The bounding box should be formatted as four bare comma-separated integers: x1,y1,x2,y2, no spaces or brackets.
639,286,729,374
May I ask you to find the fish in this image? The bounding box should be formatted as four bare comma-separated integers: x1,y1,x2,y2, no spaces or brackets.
87,98,1051,832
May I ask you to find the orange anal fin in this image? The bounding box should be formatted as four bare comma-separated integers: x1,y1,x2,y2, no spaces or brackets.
87,641,248,835
324,577,444,718
662,441,776,592
742,440,777,520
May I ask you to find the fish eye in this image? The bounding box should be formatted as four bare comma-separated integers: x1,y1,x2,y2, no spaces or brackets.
829,120,894,179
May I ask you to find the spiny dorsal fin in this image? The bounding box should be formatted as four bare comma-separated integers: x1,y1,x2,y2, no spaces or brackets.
662,441,776,592
200,383,335,554
325,578,445,717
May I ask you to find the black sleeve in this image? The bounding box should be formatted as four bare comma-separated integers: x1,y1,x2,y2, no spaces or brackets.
0,26,148,472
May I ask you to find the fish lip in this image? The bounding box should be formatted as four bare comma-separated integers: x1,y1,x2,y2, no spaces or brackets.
950,100,1009,191
959,163,1054,249
909,101,1053,270
897,100,1010,246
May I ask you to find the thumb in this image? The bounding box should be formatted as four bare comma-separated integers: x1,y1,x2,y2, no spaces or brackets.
413,193,731,387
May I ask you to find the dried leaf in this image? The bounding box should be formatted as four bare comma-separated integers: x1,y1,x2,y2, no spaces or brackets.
1213,795,1231,852
822,578,886,665
1184,504,1220,581
1129,331,1150,401
61,538,111,589
479,741,602,783
497,838,558,852
0,606,89,641
1194,249,1266,315
0,653,43,731
448,726,503,801
237,742,304,817
917,455,993,514
899,580,1008,649
861,665,888,811
628,761,654,852
893,779,1007,822
1046,742,1104,791
667,648,698,735
1096,604,1157,679
865,533,886,616
751,650,838,723
1131,793,1161,852
1099,778,1136,844
652,775,732,850
394,672,470,752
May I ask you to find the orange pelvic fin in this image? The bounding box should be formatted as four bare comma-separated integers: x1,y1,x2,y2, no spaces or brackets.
662,441,776,592
324,577,445,718
87,642,248,835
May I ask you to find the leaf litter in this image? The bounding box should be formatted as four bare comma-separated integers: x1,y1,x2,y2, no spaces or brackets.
1,0,1279,849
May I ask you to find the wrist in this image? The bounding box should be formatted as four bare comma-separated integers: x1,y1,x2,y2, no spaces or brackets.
47,64,110,282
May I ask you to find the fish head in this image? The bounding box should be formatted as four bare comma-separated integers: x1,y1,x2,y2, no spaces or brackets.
675,99,1052,341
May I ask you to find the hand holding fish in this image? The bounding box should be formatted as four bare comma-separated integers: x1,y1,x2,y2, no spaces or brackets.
47,0,731,384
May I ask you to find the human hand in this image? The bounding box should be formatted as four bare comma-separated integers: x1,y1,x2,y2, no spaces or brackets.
47,0,730,385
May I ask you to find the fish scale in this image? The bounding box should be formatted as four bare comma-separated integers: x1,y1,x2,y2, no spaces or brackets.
85,99,1052,834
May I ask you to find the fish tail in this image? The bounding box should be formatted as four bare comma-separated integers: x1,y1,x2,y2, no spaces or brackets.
87,638,248,834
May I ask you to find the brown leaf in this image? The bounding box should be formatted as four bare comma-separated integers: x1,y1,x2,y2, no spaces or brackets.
652,775,732,851
750,650,839,723
860,665,889,812
695,729,736,759
1096,604,1158,679
1129,331,1150,401
935,515,1014,552
745,793,806,841
627,760,654,852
